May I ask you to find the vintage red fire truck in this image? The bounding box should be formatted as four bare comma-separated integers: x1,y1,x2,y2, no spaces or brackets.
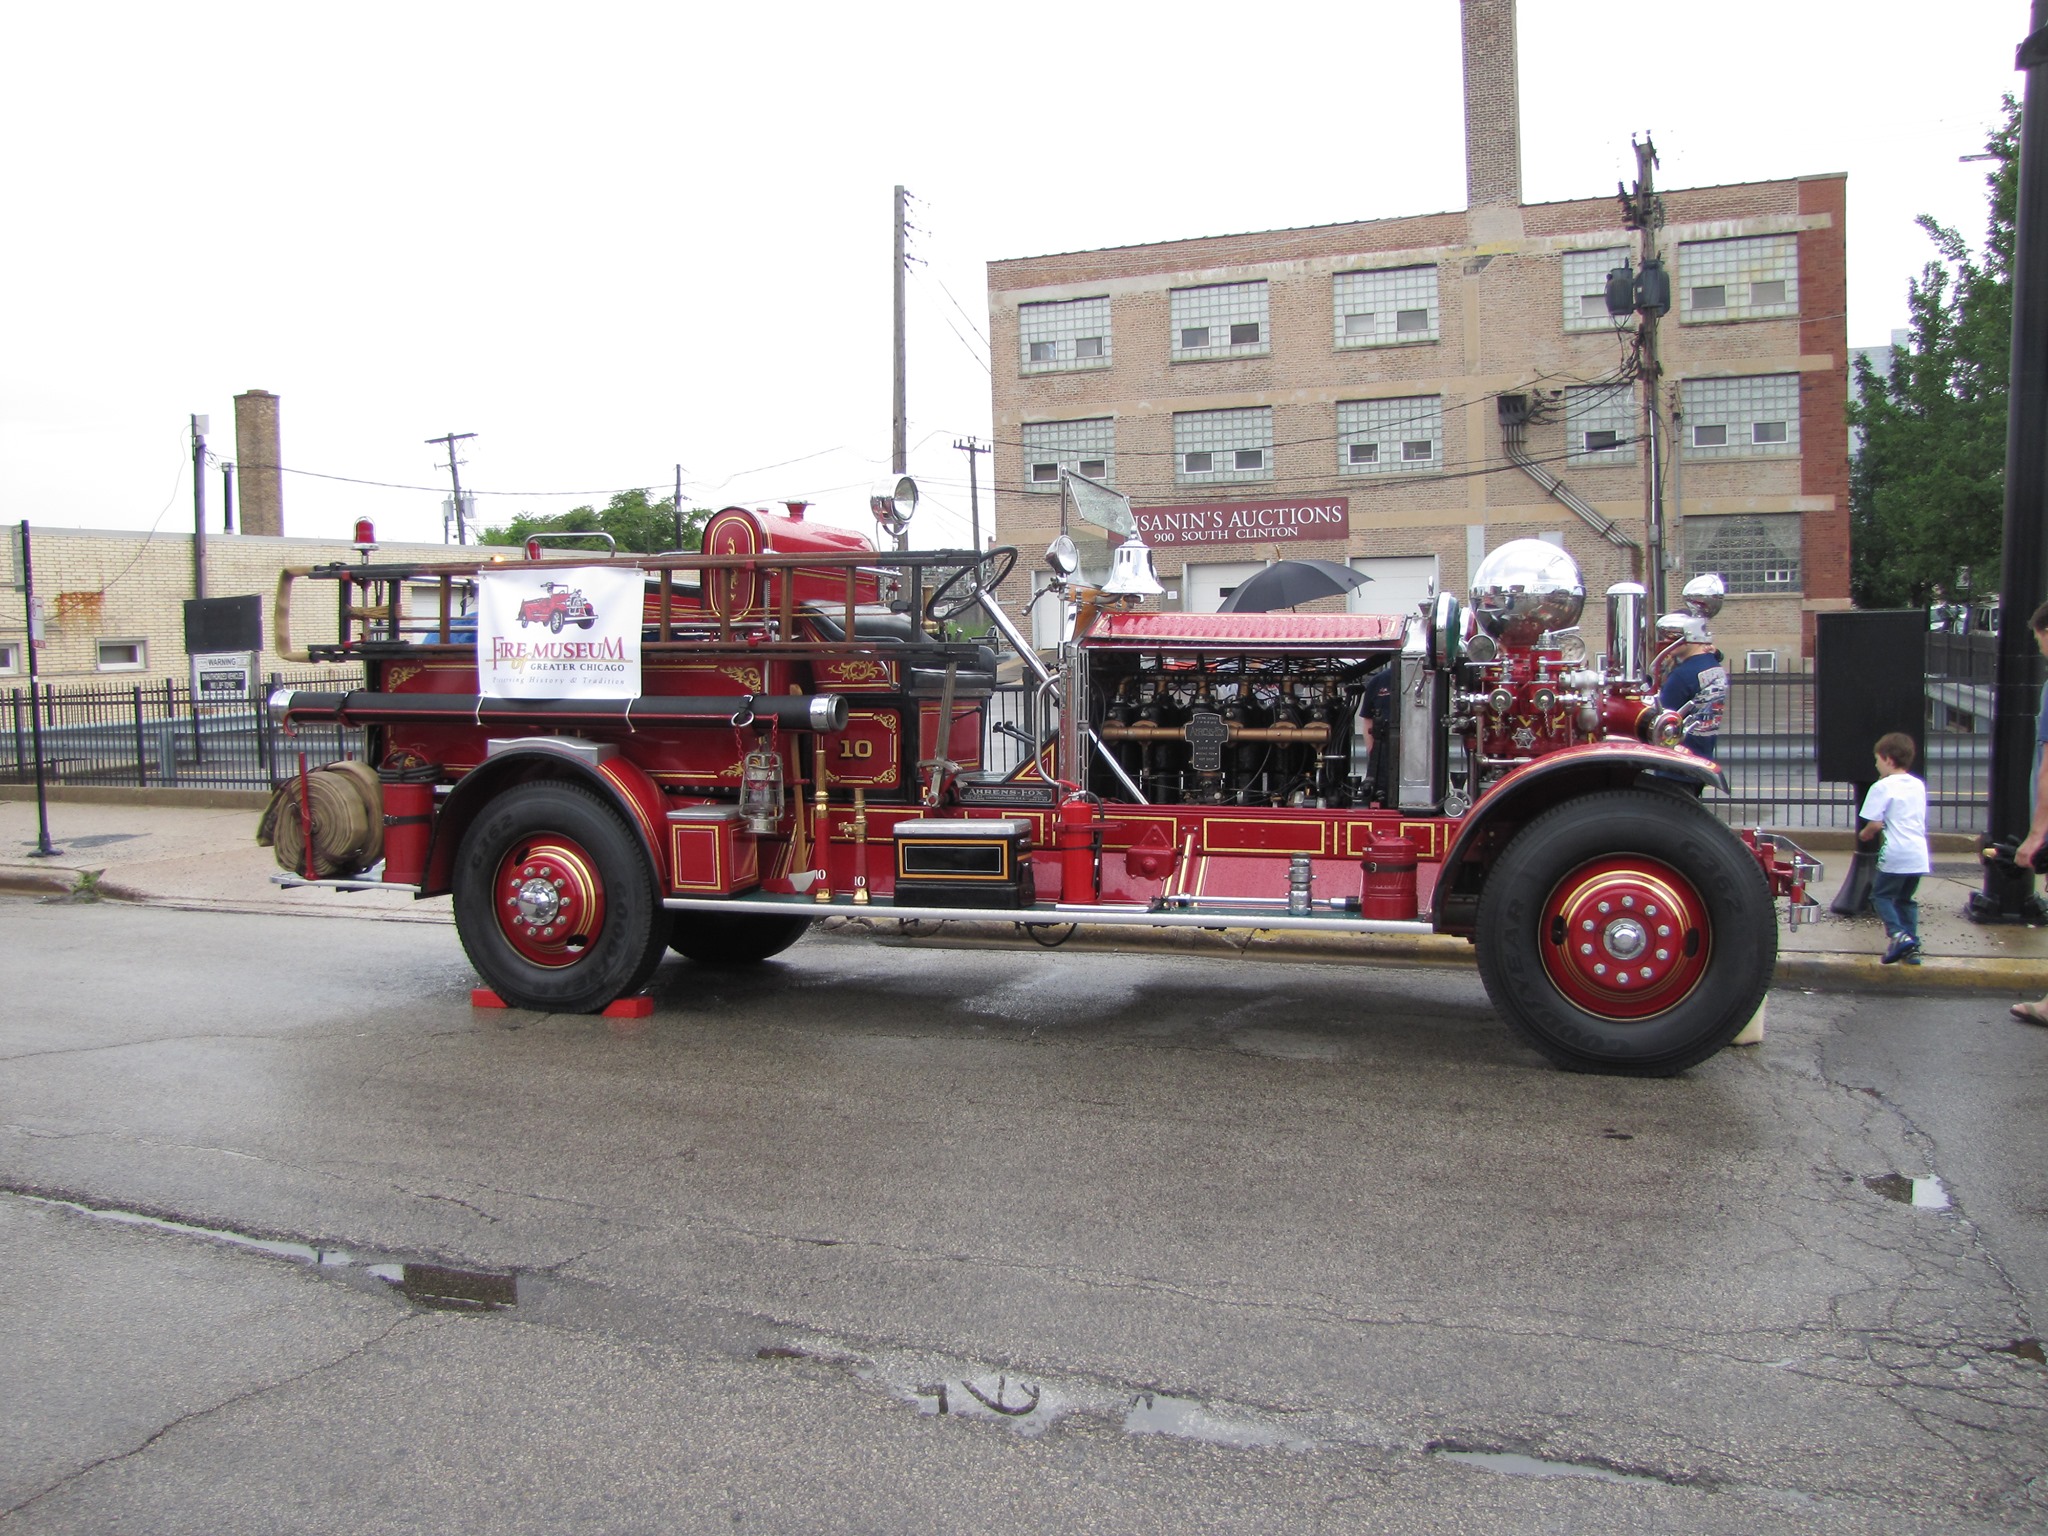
516,581,597,632
266,484,1818,1075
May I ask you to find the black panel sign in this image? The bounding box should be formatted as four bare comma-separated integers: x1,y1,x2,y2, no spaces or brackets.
1815,611,1925,784
182,593,262,654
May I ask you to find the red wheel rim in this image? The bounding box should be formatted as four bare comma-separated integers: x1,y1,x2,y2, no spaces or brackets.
1539,857,1710,1021
492,835,607,968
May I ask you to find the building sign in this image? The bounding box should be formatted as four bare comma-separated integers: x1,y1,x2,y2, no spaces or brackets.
478,566,643,698
191,650,254,699
1131,496,1350,548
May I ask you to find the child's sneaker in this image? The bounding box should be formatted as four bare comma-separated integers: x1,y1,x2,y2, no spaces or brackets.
1882,933,1918,965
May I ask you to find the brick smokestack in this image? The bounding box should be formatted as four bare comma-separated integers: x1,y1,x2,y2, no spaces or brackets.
234,390,283,536
1461,0,1523,211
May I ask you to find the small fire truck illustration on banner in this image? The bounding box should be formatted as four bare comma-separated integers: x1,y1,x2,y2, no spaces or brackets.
516,581,598,632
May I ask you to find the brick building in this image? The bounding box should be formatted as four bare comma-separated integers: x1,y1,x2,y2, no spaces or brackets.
986,0,1848,668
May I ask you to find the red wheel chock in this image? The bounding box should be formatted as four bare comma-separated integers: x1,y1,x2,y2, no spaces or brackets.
469,988,653,1018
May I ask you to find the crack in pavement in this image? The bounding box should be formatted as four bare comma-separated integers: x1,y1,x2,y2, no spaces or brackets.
0,1312,424,1520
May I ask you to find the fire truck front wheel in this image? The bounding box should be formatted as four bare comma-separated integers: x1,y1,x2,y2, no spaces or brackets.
1474,788,1775,1076
452,781,667,1013
667,912,814,964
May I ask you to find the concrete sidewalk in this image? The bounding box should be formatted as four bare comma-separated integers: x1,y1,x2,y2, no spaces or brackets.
5,787,2047,997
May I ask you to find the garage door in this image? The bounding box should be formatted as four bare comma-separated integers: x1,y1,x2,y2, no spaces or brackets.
1348,556,1439,620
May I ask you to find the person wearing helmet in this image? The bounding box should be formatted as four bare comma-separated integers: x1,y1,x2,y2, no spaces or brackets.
1656,613,1727,761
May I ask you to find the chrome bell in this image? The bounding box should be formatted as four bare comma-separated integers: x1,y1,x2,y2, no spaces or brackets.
1102,537,1164,598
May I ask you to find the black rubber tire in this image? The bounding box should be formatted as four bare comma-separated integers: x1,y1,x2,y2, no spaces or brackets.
549,611,565,634
1473,788,1776,1076
668,912,814,965
452,780,667,1012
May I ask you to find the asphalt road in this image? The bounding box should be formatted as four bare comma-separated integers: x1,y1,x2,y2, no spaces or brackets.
3,896,2046,1534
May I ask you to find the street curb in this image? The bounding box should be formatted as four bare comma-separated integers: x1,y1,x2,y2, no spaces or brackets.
0,785,272,810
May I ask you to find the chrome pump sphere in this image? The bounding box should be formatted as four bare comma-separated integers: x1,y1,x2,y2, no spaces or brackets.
1681,572,1726,620
1469,539,1587,646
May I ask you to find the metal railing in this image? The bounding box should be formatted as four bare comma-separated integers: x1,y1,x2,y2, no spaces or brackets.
2,671,365,791
1706,644,1999,833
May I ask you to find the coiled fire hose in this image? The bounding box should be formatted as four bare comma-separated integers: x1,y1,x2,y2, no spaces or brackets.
257,759,384,878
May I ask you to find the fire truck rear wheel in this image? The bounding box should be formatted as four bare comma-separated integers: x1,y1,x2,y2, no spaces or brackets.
453,780,666,1013
1475,788,1775,1076
667,912,814,964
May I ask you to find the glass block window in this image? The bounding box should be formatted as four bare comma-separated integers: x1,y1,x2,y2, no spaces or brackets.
1680,374,1801,459
1336,396,1442,476
1174,407,1274,485
1169,283,1269,361
1021,417,1115,494
1019,296,1112,374
1685,513,1802,595
1333,266,1439,348
1562,247,1628,333
1677,234,1799,323
1564,383,1636,464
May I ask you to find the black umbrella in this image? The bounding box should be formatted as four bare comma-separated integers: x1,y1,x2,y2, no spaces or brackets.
1217,559,1372,613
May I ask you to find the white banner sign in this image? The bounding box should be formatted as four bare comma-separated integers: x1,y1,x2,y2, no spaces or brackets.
477,566,643,699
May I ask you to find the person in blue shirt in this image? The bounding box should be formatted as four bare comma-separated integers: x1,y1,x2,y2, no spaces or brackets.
1656,613,1727,761
2008,603,2048,1026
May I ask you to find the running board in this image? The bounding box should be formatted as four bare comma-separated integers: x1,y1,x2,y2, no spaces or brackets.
662,893,1437,937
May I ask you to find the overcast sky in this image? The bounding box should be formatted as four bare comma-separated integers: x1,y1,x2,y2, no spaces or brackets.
0,1,2023,553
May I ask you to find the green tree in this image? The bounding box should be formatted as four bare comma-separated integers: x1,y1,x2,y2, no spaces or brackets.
480,487,711,555
1849,97,2018,610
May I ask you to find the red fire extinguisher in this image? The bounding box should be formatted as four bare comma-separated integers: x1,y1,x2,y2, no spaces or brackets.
1057,793,1100,904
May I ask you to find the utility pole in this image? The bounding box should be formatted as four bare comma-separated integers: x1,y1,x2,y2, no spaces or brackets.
190,414,208,599
893,184,908,476
952,437,990,551
675,464,684,550
15,521,58,857
427,431,477,545
1971,0,2048,922
222,461,236,533
1619,137,1671,613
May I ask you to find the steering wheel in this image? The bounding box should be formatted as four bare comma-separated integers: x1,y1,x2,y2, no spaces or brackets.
924,546,1018,623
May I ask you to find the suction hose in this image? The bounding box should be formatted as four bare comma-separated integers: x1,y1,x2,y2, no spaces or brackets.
258,759,384,878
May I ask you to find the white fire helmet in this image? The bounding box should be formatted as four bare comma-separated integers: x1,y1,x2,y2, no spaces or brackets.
1655,611,1711,645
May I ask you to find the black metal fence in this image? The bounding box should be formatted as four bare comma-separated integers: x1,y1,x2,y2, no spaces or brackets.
2,671,366,791
1713,639,2001,833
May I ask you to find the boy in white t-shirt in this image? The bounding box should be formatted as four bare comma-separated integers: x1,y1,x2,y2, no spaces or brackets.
1857,732,1931,966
